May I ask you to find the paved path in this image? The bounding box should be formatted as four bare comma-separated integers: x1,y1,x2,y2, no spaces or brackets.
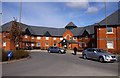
2,52,118,76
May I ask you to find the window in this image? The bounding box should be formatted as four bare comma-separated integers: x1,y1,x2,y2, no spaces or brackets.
85,36,88,39
107,41,114,49
73,37,76,40
79,37,82,40
31,43,34,46
3,42,6,47
46,42,49,46
37,43,40,47
70,37,72,40
46,37,49,40
31,36,34,39
24,35,28,38
60,37,63,40
107,27,113,34
92,35,95,38
53,37,56,40
64,37,66,39
37,36,41,40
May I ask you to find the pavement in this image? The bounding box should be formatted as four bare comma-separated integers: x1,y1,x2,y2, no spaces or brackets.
2,51,118,76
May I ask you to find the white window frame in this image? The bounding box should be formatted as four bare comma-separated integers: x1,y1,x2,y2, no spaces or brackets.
73,37,77,40
37,42,40,47
46,37,49,40
53,37,56,40
106,27,113,34
107,41,114,49
31,36,34,39
24,35,28,38
31,43,34,46
3,41,6,47
60,37,63,40
37,36,41,40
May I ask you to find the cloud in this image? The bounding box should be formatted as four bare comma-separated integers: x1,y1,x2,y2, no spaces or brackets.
86,6,99,13
65,2,89,9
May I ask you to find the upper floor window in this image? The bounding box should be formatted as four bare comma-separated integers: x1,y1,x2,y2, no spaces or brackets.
79,37,82,40
37,36,41,40
60,37,63,40
31,36,34,39
70,37,72,40
24,35,28,38
92,35,95,38
73,37,76,40
53,37,56,40
46,37,49,40
107,27,113,34
85,36,88,39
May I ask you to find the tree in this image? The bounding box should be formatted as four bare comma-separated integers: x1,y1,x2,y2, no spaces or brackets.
9,19,22,50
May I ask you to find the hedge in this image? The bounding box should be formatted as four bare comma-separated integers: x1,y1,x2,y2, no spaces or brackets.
2,50,29,62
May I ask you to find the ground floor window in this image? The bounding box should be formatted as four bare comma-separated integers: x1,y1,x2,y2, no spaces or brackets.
37,43,40,47
107,41,114,49
31,43,35,46
45,42,49,46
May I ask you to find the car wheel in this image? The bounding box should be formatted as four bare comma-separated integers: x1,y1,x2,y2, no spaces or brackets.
99,57,104,63
48,50,50,53
59,50,61,53
83,54,87,59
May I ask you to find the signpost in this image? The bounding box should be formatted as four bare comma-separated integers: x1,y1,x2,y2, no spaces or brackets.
8,50,13,61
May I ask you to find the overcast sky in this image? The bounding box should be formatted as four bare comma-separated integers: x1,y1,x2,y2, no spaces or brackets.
2,2,119,27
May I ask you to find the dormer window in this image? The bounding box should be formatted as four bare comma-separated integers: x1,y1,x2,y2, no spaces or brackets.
85,36,88,39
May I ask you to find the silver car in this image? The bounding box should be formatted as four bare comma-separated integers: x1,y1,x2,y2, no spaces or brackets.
82,48,117,63
48,46,66,54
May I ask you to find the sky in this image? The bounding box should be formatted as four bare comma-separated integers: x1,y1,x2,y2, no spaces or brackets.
2,2,119,28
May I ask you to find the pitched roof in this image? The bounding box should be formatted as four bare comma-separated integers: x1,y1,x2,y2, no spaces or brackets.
71,25,94,36
65,22,77,29
84,25,94,35
70,27,84,36
99,9,120,25
2,21,28,32
28,26,67,36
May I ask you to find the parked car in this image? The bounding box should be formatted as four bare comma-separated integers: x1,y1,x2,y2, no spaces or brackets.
82,48,117,63
48,46,66,54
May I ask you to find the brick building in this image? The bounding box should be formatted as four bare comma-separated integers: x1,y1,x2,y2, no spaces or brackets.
1,9,120,53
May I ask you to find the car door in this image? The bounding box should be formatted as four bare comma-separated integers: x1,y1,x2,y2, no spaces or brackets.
86,48,94,58
90,49,97,59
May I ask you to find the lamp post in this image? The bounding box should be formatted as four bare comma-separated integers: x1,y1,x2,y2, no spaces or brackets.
104,0,108,52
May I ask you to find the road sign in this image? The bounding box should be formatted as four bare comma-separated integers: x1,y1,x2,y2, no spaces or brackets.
8,51,12,58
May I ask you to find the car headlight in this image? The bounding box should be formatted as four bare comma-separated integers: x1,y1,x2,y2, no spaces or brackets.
105,55,111,59
61,49,64,52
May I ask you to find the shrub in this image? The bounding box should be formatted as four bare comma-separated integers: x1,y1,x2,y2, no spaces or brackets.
2,50,29,62
2,50,8,61
12,50,29,59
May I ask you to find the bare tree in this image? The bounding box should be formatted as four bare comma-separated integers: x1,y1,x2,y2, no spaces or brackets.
9,18,22,50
